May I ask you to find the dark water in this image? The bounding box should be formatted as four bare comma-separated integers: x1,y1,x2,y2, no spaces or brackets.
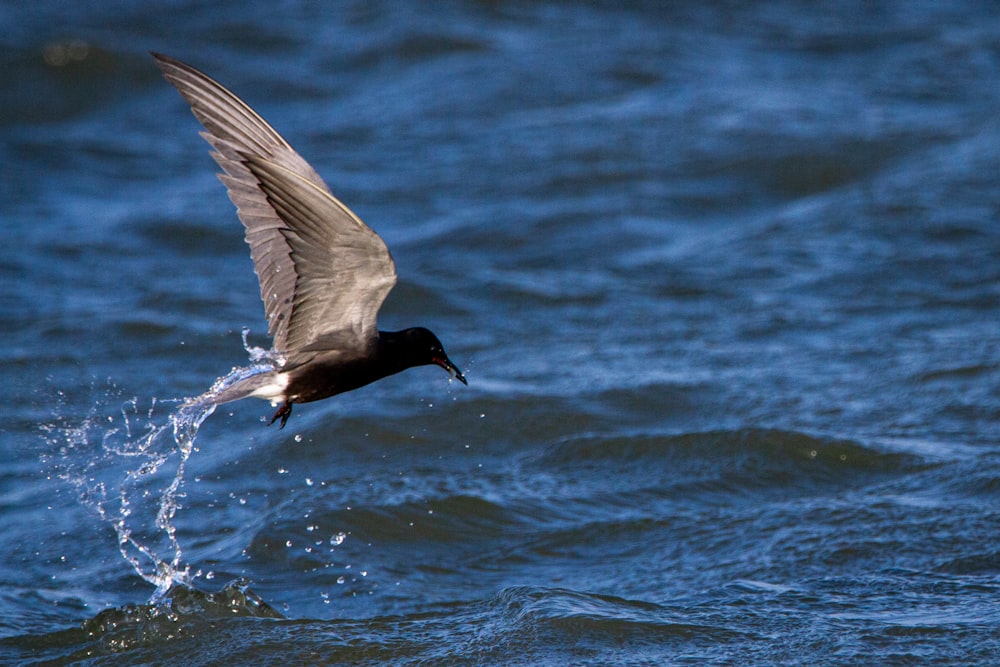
3,2,1000,664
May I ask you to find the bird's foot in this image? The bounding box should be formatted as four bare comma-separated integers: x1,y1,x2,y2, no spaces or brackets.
269,401,293,429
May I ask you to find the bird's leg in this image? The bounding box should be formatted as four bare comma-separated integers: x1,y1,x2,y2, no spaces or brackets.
269,401,293,429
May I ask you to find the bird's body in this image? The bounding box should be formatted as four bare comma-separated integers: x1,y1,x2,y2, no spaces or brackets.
153,53,465,427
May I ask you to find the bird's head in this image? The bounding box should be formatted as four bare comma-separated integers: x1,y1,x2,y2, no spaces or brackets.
396,327,467,385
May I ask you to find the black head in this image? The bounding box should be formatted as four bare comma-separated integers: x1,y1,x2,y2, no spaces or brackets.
386,327,467,385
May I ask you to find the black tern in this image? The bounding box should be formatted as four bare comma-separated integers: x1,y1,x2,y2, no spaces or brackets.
153,53,466,428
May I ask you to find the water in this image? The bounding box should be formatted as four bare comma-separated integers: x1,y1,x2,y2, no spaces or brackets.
3,2,1000,664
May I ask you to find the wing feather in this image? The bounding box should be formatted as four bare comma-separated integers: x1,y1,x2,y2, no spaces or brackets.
152,53,397,354
240,155,396,353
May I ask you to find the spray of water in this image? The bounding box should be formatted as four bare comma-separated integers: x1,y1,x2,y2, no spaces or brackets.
41,331,283,602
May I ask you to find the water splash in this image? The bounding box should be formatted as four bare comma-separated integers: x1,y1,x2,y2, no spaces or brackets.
78,579,283,654
42,392,215,601
241,326,282,366
41,333,285,602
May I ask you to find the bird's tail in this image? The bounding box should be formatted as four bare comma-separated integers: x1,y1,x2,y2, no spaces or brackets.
185,365,285,409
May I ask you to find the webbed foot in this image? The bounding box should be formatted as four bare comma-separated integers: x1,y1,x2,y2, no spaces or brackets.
269,401,293,429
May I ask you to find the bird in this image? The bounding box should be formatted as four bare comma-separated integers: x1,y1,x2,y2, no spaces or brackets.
152,53,466,428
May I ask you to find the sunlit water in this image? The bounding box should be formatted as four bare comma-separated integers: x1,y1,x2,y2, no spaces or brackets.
3,2,1000,665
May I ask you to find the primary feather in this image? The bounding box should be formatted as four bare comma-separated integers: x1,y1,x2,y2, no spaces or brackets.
152,52,397,358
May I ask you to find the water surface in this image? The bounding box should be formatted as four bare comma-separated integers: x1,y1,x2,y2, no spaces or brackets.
3,2,1000,664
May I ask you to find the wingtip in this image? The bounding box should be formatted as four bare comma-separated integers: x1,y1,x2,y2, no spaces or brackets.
150,51,195,78
150,51,178,78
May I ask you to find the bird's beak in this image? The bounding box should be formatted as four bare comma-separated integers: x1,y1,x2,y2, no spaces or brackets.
433,357,467,385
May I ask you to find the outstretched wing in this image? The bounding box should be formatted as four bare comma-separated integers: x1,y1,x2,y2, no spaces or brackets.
152,53,397,355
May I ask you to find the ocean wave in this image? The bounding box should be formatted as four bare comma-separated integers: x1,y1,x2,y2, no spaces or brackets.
536,428,930,497
7,583,743,665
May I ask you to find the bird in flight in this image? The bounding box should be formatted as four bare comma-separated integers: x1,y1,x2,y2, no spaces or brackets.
153,53,466,428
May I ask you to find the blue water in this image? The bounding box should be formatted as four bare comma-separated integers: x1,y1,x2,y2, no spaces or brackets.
3,2,1000,664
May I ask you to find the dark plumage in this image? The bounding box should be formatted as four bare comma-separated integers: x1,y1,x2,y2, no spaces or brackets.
153,53,466,428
